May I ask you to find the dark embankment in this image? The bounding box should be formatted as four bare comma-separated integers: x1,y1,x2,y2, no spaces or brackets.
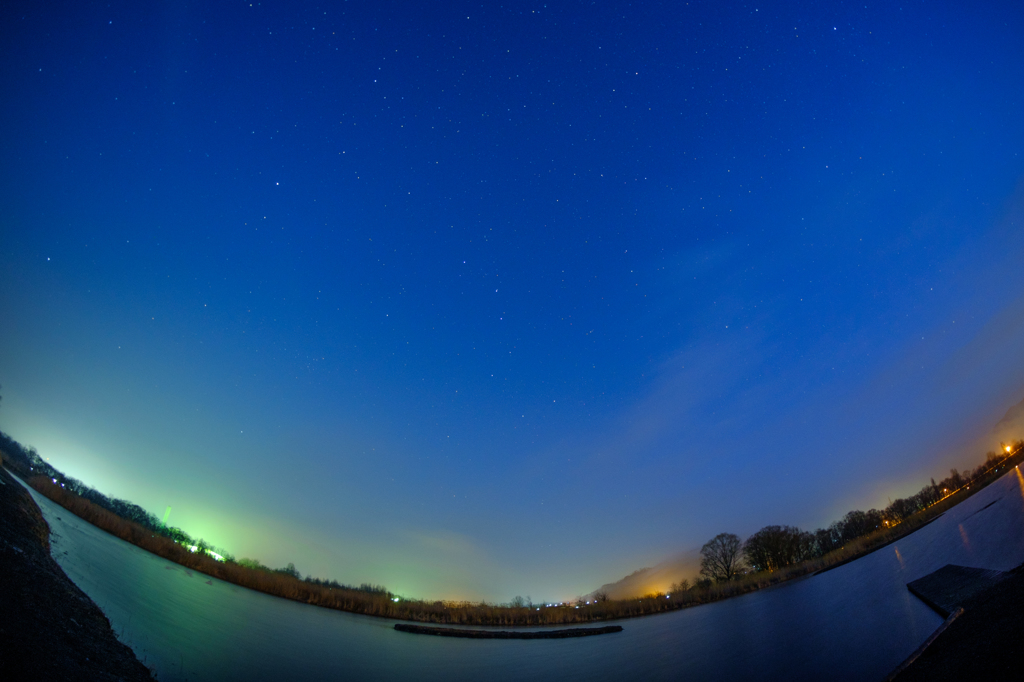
891,560,1024,681
394,623,623,639
0,465,154,681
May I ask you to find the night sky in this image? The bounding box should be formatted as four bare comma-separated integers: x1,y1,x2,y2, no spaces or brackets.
2,1,1023,601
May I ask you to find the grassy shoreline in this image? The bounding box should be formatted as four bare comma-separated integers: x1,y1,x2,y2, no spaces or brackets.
5,442,1022,626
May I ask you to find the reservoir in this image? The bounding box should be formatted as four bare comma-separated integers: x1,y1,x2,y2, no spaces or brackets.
22,470,1024,681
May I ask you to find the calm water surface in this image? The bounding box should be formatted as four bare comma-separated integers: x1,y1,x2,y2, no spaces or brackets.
21,470,1024,681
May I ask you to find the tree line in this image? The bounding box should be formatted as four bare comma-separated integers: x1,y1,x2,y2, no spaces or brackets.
691,443,1022,585
0,428,388,597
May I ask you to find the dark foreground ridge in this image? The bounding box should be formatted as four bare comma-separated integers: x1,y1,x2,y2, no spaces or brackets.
906,564,1007,617
394,623,624,639
0,465,154,681
889,559,1024,681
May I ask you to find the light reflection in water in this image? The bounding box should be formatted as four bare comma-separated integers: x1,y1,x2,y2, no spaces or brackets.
958,524,971,552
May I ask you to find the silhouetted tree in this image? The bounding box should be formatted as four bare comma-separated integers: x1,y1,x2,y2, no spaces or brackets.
834,509,882,544
948,468,964,489
743,525,812,572
238,558,268,571
811,527,841,556
700,532,744,582
358,583,389,595
165,527,193,545
276,562,302,580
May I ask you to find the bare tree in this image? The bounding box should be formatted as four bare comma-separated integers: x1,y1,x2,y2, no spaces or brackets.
700,532,744,582
743,525,813,573
670,578,690,593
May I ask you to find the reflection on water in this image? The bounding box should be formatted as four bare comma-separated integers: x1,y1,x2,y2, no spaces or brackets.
21,473,1024,682
958,524,971,551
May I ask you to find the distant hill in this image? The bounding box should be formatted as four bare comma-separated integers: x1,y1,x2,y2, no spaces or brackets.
993,396,1024,444
590,551,700,600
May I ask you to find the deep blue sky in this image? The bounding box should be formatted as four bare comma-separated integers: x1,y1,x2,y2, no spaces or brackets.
2,0,1023,600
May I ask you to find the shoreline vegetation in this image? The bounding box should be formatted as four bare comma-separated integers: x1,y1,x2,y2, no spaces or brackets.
1,428,1021,626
